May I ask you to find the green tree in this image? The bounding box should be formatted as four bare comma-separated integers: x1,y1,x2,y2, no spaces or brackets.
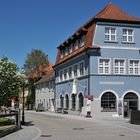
0,57,26,106
24,49,48,76
23,49,48,109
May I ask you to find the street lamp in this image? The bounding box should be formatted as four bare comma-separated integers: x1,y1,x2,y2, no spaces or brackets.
21,84,25,125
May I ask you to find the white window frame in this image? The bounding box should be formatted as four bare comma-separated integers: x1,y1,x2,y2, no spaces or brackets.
122,29,134,43
68,66,73,79
64,69,68,80
59,70,63,82
69,45,73,53
74,41,78,50
78,35,85,47
113,59,126,75
60,50,64,59
98,58,111,74
65,47,68,56
79,61,85,76
73,64,78,77
128,59,140,75
105,27,117,42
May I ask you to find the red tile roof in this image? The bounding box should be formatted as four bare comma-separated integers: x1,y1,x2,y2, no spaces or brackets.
35,71,55,85
30,61,54,80
54,3,140,67
94,3,140,22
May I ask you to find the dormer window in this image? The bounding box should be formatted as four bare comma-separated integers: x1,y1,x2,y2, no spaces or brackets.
67,46,70,54
74,41,78,50
60,50,64,59
78,35,85,47
105,27,116,42
69,45,73,53
65,48,68,56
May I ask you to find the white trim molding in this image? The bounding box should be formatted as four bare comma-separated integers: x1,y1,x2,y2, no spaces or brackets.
98,46,140,51
121,90,140,101
99,81,124,85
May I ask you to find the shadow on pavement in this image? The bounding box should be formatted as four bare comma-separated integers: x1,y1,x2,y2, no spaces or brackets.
21,121,34,126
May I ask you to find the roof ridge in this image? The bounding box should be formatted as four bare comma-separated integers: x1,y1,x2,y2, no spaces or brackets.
94,2,112,19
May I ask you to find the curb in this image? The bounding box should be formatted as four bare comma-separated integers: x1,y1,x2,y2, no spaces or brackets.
31,126,42,140
0,126,20,138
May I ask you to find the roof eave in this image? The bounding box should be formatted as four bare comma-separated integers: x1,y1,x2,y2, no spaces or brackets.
53,46,100,68
94,18,140,24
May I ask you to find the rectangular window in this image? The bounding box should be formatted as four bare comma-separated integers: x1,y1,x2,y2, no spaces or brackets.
68,67,72,79
74,64,78,77
67,46,70,54
65,47,68,56
114,59,125,74
79,62,84,76
60,50,64,59
129,60,140,75
63,48,67,56
78,35,85,47
74,41,78,50
105,27,116,42
98,59,110,74
60,71,63,81
123,29,134,43
69,45,73,53
64,69,67,80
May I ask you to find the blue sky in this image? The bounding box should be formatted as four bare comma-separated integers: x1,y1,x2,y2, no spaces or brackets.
0,0,140,69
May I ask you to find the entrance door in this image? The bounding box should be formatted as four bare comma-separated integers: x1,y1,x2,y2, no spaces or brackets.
79,93,84,112
123,93,138,117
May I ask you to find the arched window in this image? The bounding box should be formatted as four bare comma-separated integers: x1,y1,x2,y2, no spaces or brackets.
101,92,116,111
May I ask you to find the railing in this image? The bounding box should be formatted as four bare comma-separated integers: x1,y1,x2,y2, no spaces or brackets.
0,110,21,138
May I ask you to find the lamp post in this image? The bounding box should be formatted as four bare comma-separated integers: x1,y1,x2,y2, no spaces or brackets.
21,84,25,125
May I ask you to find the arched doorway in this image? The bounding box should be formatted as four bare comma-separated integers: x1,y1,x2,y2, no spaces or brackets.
60,95,64,108
71,94,76,111
101,92,117,111
123,92,138,117
78,93,84,112
65,94,69,110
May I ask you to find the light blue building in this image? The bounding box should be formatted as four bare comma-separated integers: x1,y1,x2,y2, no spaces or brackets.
54,3,140,118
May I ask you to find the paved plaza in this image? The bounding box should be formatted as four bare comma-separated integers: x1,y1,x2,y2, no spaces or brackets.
2,111,140,140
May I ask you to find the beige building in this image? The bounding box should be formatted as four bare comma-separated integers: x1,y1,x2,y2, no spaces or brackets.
35,71,55,112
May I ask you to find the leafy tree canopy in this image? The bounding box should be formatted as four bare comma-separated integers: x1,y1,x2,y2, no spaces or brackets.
24,49,48,77
0,57,27,106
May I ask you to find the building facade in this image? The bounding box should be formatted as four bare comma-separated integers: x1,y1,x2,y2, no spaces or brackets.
54,3,140,118
35,71,55,112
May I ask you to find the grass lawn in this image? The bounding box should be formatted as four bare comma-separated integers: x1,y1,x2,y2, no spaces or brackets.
0,117,9,122
0,117,15,127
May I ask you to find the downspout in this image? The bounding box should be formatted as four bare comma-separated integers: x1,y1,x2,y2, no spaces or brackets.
86,49,90,96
